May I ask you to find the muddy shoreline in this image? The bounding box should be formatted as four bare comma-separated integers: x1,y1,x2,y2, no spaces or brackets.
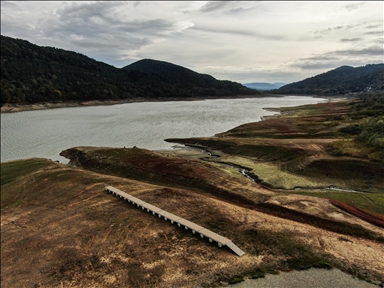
0,94,343,113
0,94,273,113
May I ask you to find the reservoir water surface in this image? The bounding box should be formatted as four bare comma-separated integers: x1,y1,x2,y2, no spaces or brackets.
1,96,326,163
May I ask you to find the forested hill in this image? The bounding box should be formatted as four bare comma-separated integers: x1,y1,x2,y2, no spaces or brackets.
275,64,384,95
0,35,257,105
123,59,254,96
124,59,217,86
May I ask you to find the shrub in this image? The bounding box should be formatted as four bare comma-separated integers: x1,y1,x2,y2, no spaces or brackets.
339,124,362,135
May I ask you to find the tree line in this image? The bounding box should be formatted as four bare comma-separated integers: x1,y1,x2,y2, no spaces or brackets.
1,35,257,105
273,64,384,96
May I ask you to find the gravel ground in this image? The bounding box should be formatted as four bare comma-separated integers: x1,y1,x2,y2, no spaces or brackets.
230,268,380,288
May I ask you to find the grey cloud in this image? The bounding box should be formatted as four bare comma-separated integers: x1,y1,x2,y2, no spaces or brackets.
366,24,381,29
344,2,365,11
291,46,383,70
290,46,383,70
199,1,233,13
104,19,174,37
334,46,383,56
314,23,362,34
54,2,174,36
1,1,19,9
42,2,175,52
292,62,346,70
314,29,329,35
289,55,339,70
1,5,47,40
291,59,375,71
316,46,383,57
226,4,259,15
36,2,175,67
198,2,259,15
71,41,118,49
364,31,383,35
191,25,285,40
72,37,150,49
57,2,121,22
2,1,197,69
191,25,255,37
209,69,305,84
302,55,338,61
340,38,362,42
228,7,245,14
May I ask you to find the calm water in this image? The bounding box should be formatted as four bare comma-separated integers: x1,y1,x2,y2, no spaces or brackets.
1,96,325,163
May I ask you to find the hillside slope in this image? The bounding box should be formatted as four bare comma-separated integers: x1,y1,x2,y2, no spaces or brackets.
276,64,384,95
123,59,218,85
0,35,257,106
123,59,257,95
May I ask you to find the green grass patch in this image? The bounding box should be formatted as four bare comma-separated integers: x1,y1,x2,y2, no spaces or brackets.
33,169,107,185
285,258,332,271
247,267,280,279
167,139,301,160
1,160,112,210
217,156,321,189
91,147,150,161
327,139,384,161
227,275,244,284
250,268,266,279
251,162,320,189
289,191,384,215
290,158,384,193
1,158,52,185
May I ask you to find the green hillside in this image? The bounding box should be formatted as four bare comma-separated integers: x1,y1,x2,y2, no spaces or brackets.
276,64,384,95
0,35,257,105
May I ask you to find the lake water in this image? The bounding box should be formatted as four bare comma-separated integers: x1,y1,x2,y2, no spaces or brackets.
1,96,326,163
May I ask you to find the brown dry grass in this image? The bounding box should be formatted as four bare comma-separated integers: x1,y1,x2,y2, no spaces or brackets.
330,200,384,228
2,159,384,287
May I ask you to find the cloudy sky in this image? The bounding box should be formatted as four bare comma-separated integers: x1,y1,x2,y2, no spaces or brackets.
1,1,383,83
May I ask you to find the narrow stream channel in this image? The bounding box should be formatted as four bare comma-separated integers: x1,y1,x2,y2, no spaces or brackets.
184,145,373,194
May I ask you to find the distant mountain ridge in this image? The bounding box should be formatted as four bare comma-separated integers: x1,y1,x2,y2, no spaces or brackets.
276,64,384,95
243,82,286,90
0,35,258,105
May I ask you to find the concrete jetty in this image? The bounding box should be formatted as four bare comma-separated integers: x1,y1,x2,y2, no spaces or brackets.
104,185,245,256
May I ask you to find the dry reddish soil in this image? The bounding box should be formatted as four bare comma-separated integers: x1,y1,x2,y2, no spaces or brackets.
330,200,384,228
